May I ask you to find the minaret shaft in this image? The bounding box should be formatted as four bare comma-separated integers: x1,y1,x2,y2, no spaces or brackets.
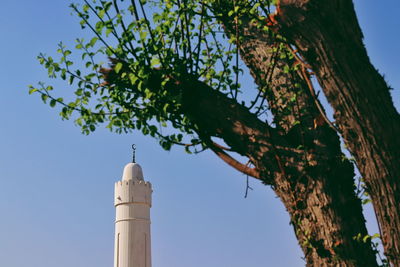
114,163,152,267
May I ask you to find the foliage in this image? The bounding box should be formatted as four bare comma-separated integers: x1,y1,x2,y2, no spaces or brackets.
30,0,274,152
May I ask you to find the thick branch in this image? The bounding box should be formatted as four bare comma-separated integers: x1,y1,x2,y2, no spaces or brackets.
179,76,287,177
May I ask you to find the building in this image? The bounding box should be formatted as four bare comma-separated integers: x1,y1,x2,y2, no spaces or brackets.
114,162,152,267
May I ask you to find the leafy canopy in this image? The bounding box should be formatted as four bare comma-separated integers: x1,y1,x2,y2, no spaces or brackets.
29,0,281,152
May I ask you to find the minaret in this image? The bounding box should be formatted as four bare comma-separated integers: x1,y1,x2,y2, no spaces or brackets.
114,147,152,267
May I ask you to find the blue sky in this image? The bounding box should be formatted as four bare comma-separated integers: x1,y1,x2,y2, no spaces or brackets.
0,1,398,267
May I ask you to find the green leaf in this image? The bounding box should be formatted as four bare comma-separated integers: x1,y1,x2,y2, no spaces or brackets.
114,62,123,74
28,87,38,94
105,28,113,36
89,37,98,47
362,235,371,243
83,4,89,13
371,233,380,239
69,75,75,85
139,30,147,40
283,65,290,73
362,198,371,205
151,57,160,67
41,94,48,103
129,73,138,85
98,9,106,19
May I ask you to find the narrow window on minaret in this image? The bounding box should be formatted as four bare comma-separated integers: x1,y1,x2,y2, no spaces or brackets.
116,233,120,267
145,233,147,267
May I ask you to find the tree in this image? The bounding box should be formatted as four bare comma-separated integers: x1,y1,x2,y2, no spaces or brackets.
30,0,398,266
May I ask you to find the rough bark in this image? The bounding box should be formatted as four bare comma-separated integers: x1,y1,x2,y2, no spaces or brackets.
206,5,378,265
276,0,400,264
179,78,378,266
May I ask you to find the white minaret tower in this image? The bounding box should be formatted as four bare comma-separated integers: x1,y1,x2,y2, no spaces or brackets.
114,146,152,267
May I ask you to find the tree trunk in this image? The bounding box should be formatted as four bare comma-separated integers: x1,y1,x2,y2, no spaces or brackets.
179,79,378,266
270,134,377,267
277,0,400,264
205,5,379,265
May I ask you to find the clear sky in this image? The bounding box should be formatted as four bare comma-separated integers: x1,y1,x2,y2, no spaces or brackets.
0,1,398,267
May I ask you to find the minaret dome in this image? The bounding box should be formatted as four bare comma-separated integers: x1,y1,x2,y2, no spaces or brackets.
122,162,144,181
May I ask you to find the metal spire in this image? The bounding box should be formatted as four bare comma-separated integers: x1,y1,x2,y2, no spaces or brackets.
132,144,136,163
